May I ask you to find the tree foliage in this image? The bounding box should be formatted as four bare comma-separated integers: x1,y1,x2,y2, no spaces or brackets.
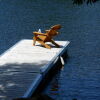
73,0,99,5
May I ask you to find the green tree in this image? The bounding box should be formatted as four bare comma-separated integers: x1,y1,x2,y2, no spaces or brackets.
73,0,99,5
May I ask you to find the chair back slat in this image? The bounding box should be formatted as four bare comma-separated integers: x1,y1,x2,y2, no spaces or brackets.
47,24,61,37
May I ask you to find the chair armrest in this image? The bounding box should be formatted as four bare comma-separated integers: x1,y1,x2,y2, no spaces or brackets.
33,32,47,36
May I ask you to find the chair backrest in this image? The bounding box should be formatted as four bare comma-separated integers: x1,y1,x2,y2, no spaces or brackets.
47,24,61,36
51,24,61,30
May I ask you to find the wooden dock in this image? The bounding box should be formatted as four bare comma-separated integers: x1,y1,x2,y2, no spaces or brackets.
0,39,70,100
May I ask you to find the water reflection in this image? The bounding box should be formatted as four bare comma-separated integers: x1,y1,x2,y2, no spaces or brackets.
43,71,61,100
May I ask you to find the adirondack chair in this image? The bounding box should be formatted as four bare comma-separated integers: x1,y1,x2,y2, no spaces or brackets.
33,24,61,49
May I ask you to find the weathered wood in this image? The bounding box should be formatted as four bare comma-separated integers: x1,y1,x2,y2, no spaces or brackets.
0,39,70,100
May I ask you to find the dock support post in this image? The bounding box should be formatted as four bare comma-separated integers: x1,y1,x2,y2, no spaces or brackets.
60,56,65,66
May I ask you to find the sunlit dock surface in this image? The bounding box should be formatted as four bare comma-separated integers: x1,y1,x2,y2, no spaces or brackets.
0,39,70,100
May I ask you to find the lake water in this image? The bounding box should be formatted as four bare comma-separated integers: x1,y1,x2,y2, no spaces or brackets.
0,0,100,100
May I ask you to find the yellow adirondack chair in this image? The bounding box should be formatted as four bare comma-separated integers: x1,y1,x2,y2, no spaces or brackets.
33,24,61,49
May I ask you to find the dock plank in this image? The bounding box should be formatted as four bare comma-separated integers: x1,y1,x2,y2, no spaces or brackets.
0,39,70,100
0,72,39,100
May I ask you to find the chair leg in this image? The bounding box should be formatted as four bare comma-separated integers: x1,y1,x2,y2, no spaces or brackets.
33,37,36,46
51,39,60,48
37,40,51,49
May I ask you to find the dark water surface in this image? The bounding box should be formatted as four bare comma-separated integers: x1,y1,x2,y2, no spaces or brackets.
0,0,100,100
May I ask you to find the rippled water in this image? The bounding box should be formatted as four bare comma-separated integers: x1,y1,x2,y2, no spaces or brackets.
0,0,100,100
